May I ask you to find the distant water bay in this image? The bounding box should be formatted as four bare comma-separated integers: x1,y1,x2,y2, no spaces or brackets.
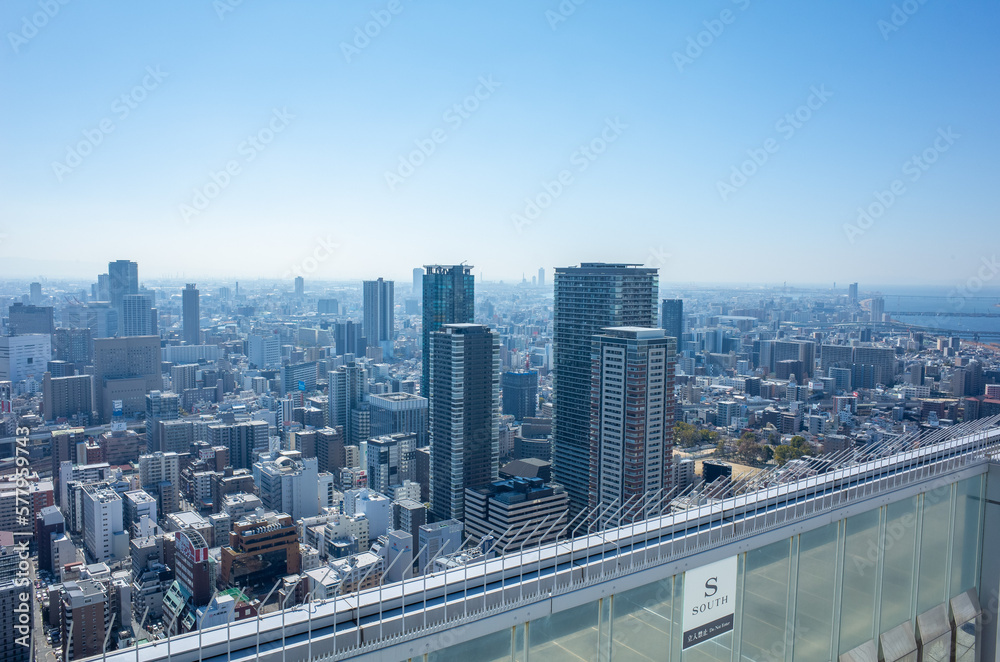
878,290,1000,337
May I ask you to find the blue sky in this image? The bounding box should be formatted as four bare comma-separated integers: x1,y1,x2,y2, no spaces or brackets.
1,0,997,287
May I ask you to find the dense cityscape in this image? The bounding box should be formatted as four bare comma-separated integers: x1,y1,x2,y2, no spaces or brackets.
4,0,998,659
0,262,997,660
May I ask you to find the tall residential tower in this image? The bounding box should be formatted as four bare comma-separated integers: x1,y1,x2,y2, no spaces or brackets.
553,263,657,515
590,327,676,524
182,284,200,345
429,324,499,522
363,278,395,357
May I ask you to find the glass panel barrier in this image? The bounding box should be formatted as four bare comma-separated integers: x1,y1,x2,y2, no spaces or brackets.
879,497,917,632
739,539,791,662
611,577,675,662
839,509,881,653
950,475,984,596
428,627,513,662
916,489,952,613
527,600,601,662
793,523,839,661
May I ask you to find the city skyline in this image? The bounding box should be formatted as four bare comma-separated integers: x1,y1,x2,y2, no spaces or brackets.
2,2,998,285
3,2,1000,658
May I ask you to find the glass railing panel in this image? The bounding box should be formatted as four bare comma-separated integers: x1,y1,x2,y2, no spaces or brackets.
610,577,675,662
840,508,880,652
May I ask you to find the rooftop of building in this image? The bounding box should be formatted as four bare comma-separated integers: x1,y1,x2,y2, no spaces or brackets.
600,326,666,338
441,323,487,332
224,492,261,504
423,264,473,273
234,510,291,530
168,510,207,527
219,587,250,603
63,578,106,604
500,458,552,481
330,551,381,572
572,262,645,269
368,391,427,403
124,490,156,504
82,483,122,502
469,476,562,505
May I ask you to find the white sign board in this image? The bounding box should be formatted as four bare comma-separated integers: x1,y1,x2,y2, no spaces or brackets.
682,555,738,650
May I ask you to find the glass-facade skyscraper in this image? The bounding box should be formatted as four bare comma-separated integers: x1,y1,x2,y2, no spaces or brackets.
501,370,538,422
182,283,199,345
421,264,474,398
553,263,657,515
661,298,683,348
429,323,499,522
363,277,395,354
107,259,138,309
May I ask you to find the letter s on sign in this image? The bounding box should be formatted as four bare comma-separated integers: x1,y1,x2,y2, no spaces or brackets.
704,577,718,597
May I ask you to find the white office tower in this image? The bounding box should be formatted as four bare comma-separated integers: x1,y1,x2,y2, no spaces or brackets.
120,294,155,336
249,333,281,369
252,450,320,521
82,484,128,562
343,488,392,542
0,333,51,394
